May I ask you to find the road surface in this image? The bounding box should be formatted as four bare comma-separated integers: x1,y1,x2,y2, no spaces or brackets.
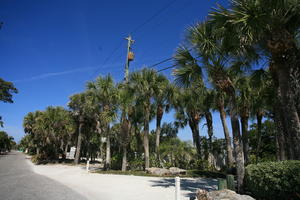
0,151,87,200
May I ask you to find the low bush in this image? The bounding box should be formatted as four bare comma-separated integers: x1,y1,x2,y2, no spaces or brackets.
31,153,48,164
245,160,300,200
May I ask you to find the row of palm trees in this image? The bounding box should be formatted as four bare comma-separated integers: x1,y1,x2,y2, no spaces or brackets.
171,0,300,192
20,0,299,193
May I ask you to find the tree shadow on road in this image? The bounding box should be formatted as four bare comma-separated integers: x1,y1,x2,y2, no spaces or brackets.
149,178,218,198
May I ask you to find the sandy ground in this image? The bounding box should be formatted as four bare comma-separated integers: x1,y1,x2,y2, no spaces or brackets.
28,160,217,200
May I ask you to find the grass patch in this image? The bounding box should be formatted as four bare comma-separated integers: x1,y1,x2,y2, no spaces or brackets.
93,169,226,178
186,170,226,178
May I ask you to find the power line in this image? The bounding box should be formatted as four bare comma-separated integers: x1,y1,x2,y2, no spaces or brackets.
156,54,201,72
89,39,124,79
157,64,177,72
148,48,195,70
148,57,173,68
130,0,178,35
89,0,179,79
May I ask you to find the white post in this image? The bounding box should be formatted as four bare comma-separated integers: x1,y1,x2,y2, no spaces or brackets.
175,176,180,200
86,158,90,172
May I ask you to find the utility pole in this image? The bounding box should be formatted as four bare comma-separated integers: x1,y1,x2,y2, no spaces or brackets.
124,35,134,82
121,35,134,172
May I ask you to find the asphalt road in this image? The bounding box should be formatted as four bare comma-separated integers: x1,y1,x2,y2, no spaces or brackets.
0,151,87,200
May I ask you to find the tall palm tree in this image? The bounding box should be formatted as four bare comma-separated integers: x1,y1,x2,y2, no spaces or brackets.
236,75,252,164
207,61,245,192
153,78,175,159
87,75,118,170
212,89,234,168
117,83,134,171
173,86,205,158
68,92,91,165
208,0,300,159
173,46,235,169
129,68,161,169
173,46,245,192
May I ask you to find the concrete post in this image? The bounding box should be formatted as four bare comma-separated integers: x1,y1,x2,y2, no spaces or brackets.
175,176,180,200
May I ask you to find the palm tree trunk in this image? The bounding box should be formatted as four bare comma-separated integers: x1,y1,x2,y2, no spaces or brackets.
143,105,150,169
105,128,111,170
274,109,287,160
188,118,201,158
241,116,249,164
121,113,131,172
229,96,245,193
205,111,213,149
218,105,234,169
255,112,263,163
134,123,143,154
276,85,292,159
155,105,163,158
74,121,83,165
64,142,69,158
276,67,300,159
121,145,127,171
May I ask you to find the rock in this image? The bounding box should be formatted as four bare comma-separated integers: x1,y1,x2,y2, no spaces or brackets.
196,189,255,200
169,167,187,175
196,189,209,200
145,167,170,176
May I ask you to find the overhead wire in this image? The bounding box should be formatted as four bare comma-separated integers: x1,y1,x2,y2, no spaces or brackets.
89,0,179,79
130,0,179,35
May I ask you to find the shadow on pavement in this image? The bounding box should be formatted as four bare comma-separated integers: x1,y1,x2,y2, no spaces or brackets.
149,178,218,198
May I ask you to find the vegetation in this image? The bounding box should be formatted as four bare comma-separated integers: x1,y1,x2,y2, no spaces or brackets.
17,0,300,198
0,131,15,153
0,78,18,127
245,160,300,200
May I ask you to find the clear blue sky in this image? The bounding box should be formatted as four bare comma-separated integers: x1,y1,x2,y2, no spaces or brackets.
0,0,233,143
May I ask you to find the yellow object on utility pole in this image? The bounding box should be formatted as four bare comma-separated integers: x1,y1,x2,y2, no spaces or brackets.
124,35,134,83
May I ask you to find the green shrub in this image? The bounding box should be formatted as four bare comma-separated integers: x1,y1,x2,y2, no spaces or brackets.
31,154,47,164
245,160,300,200
128,158,144,170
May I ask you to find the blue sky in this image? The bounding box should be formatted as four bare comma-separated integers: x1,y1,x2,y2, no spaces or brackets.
0,0,234,143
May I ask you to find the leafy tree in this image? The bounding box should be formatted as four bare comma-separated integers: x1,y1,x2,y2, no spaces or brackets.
0,78,18,127
0,78,18,103
0,131,15,153
248,120,277,162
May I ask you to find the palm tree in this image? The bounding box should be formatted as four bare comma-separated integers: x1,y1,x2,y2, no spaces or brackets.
153,78,175,159
173,46,235,169
87,75,118,170
68,93,91,165
209,61,245,192
212,89,234,168
173,86,204,158
117,83,134,171
129,68,161,169
208,0,300,159
203,89,214,156
236,75,252,164
173,45,245,192
23,111,44,155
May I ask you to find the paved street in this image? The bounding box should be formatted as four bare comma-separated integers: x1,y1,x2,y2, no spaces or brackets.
0,151,87,200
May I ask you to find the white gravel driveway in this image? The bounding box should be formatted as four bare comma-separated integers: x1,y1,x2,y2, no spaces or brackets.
29,161,217,200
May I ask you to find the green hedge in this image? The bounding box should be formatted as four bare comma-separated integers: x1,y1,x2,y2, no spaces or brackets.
245,160,300,200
